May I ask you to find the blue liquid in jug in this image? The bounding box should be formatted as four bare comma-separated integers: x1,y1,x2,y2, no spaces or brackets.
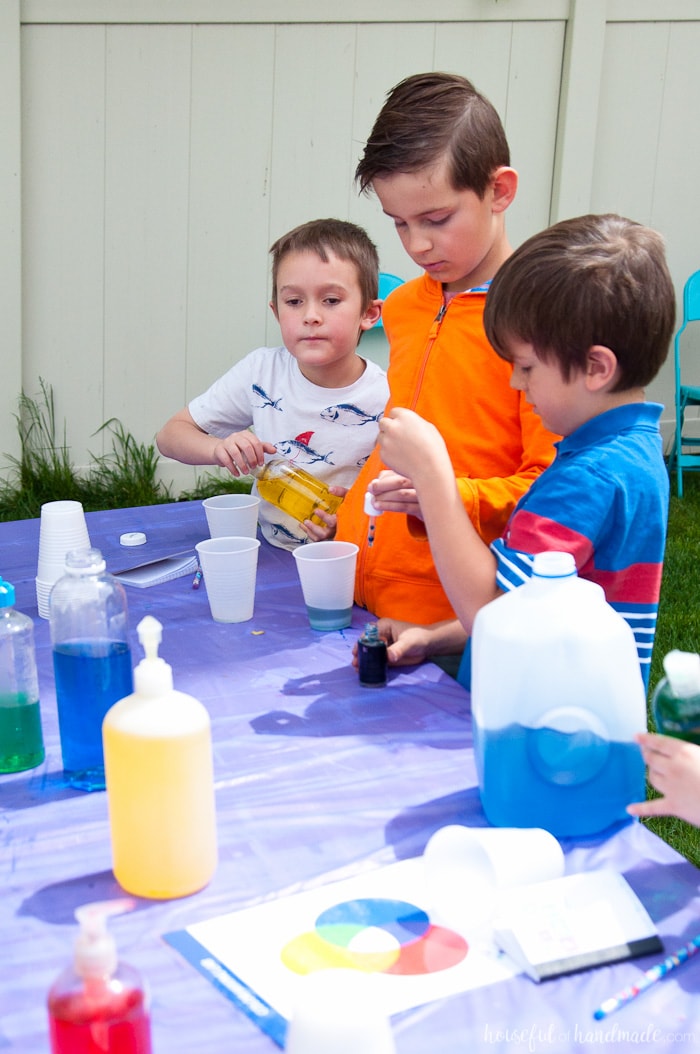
478,723,645,836
53,640,133,791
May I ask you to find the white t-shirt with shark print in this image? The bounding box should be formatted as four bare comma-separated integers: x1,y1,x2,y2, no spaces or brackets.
189,346,389,550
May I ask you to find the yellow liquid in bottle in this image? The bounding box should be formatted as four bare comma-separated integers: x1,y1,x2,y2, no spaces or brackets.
103,717,218,899
256,462,343,525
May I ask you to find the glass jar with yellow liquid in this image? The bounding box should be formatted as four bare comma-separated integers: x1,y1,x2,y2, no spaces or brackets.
253,458,344,526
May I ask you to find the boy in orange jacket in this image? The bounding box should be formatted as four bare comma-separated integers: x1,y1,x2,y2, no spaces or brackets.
334,72,558,627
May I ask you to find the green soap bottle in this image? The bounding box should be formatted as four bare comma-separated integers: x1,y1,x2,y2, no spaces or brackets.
652,649,700,745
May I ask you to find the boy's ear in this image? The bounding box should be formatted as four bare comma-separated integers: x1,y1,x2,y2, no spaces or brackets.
491,166,518,214
360,298,382,331
269,299,279,322
585,344,619,390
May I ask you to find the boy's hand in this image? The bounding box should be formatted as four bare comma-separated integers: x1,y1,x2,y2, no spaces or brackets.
213,434,276,477
368,470,422,519
351,619,434,669
627,732,700,827
378,407,451,485
299,486,347,541
350,617,466,668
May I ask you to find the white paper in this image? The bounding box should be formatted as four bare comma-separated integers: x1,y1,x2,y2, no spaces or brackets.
169,858,518,1022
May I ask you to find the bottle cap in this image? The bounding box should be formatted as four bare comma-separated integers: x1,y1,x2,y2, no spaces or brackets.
73,899,134,978
662,649,700,697
120,532,147,547
532,551,577,578
134,615,173,696
0,579,15,608
364,491,383,517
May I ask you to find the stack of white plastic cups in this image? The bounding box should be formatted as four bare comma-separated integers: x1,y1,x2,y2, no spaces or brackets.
35,501,91,619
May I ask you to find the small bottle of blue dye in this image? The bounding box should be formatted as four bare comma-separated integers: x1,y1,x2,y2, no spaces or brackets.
358,622,387,687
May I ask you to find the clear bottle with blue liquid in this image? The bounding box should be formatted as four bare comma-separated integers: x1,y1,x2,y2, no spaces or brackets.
50,548,133,791
471,551,647,837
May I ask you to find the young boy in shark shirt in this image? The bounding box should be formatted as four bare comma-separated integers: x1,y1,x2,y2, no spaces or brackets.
157,218,388,550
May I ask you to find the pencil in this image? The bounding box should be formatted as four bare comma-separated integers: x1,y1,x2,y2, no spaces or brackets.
593,935,700,1019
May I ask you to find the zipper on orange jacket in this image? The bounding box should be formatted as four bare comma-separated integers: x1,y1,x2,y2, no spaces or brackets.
355,300,448,609
409,302,446,410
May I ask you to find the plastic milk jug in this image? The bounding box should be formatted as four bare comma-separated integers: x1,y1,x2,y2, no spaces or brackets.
102,616,218,898
652,649,700,744
48,900,152,1053
471,551,646,836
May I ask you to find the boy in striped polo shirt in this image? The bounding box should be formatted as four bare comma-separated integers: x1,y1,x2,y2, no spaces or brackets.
371,213,676,690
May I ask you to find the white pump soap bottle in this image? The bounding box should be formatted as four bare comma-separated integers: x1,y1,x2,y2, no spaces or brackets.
102,615,218,899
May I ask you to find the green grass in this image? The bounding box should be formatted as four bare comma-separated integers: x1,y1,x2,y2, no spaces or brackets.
177,473,253,502
0,381,251,522
1,384,699,864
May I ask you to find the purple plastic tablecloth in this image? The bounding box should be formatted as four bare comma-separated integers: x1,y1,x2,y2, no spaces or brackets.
1,501,699,1053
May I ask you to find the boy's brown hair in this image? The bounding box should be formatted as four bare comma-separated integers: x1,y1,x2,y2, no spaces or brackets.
484,213,676,391
355,71,510,198
269,218,379,312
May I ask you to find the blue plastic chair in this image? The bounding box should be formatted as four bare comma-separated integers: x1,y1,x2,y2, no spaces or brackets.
670,270,700,496
374,271,405,328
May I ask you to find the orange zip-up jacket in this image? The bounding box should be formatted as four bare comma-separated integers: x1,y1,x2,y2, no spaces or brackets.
335,272,559,623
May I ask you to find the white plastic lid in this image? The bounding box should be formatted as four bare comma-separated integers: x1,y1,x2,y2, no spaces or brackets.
134,615,173,696
120,532,147,547
532,551,577,578
662,649,700,697
364,491,382,516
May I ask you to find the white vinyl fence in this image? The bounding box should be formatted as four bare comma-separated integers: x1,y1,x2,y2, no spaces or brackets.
2,0,699,489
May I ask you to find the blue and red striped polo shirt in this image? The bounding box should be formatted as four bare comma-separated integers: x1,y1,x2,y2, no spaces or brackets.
486,402,668,689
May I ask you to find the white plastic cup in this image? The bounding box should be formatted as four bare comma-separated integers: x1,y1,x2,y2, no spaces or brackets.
423,824,564,937
35,578,56,620
286,970,396,1054
202,493,260,539
35,501,91,617
195,537,260,622
292,541,358,631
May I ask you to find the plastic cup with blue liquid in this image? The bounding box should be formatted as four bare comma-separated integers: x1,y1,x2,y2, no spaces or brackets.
292,541,358,631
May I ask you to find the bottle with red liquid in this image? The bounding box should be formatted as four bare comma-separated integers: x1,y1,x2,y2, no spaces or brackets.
47,899,152,1054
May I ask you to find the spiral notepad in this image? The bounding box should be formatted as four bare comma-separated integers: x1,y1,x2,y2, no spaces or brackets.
113,551,198,588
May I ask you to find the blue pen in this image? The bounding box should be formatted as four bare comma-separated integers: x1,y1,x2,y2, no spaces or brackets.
593,934,700,1019
192,566,203,589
